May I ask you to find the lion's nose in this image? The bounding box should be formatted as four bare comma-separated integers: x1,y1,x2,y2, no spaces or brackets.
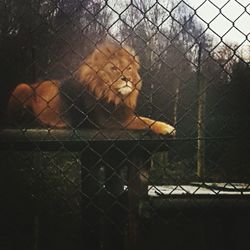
121,76,129,82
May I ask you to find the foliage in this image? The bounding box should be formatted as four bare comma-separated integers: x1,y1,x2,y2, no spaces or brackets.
1,0,250,182
1,1,250,248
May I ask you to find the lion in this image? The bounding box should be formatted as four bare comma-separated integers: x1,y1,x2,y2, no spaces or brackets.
7,41,175,135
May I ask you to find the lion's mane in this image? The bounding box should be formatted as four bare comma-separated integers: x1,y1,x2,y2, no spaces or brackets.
75,41,142,109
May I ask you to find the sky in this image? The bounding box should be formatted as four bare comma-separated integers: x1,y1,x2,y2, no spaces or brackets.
109,0,250,59
187,0,250,46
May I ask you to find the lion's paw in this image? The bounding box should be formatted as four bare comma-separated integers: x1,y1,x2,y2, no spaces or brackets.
151,121,176,136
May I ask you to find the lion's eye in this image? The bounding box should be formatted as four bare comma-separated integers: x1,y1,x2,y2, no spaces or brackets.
128,66,132,71
111,66,118,71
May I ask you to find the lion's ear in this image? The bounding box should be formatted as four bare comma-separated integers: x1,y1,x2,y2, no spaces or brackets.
135,55,140,67
103,45,113,55
123,46,140,67
87,49,103,71
92,49,101,62
96,42,112,57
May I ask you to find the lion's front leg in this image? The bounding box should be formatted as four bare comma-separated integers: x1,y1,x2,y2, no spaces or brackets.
124,115,176,136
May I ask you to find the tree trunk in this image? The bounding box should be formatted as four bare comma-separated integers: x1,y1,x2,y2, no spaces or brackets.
196,43,206,178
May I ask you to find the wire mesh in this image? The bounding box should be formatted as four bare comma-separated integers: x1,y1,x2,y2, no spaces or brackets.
0,0,250,250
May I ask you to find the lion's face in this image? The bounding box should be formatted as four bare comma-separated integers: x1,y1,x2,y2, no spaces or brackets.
76,42,142,109
96,49,141,97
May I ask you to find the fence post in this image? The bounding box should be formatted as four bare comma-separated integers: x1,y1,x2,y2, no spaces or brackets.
196,43,206,178
81,145,102,250
80,142,151,250
80,142,126,250
127,147,150,250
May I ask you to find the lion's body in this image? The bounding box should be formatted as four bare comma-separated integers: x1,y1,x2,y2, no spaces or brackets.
7,41,175,135
60,78,134,129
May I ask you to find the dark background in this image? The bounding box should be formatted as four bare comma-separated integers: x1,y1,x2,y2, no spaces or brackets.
0,1,250,249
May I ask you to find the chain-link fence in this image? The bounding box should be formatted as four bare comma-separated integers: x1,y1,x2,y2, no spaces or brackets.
1,0,250,250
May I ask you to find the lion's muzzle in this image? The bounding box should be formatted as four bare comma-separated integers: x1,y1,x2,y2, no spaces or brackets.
116,81,133,96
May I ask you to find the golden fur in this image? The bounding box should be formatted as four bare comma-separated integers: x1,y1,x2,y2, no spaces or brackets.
7,41,175,135
76,42,141,108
